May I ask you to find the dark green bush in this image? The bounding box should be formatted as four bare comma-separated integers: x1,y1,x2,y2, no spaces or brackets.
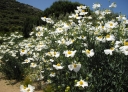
0,53,27,81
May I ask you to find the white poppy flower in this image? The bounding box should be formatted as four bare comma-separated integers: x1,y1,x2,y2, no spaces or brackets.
75,79,88,88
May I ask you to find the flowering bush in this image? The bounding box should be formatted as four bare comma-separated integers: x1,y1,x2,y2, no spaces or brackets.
0,2,128,92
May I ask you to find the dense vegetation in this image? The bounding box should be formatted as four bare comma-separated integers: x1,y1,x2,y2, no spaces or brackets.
0,0,83,37
0,0,43,34
1,0,128,92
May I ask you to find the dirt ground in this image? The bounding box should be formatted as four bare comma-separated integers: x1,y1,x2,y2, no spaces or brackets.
0,74,43,92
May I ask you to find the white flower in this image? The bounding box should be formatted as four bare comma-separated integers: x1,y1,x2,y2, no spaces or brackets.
35,26,44,31
53,63,64,70
46,18,54,24
105,34,115,41
63,50,76,57
77,5,87,10
77,35,86,40
79,9,88,15
45,50,60,58
114,41,122,48
22,58,34,64
96,36,106,42
20,84,35,92
56,38,66,45
36,31,43,37
95,10,100,15
105,21,118,29
49,72,56,77
30,63,37,68
68,62,81,73
119,46,128,55
50,59,54,62
104,47,115,55
41,16,46,21
116,15,126,21
109,2,117,8
55,28,64,34
75,79,88,88
65,39,75,46
92,3,101,9
82,49,94,57
20,49,27,56
50,51,60,58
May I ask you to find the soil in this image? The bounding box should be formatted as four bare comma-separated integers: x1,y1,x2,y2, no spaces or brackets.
0,74,43,92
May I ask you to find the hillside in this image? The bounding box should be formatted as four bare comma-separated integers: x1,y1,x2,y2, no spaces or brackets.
0,0,43,33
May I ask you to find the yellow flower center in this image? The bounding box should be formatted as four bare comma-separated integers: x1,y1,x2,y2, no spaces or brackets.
82,10,85,12
38,32,40,35
110,23,113,26
27,88,30,92
75,14,78,17
79,81,83,85
54,52,56,55
98,36,102,38
22,50,25,52
58,28,62,31
106,35,110,38
124,41,128,46
68,51,72,54
73,64,77,68
25,60,28,63
57,63,60,66
86,50,90,54
24,86,27,89
110,47,114,50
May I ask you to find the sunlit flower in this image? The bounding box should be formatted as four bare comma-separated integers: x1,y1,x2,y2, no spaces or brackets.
104,9,111,14
79,9,88,15
36,31,43,37
109,2,117,8
82,49,94,57
20,49,27,56
35,26,44,31
20,84,35,92
116,15,127,21
74,14,82,19
119,46,128,55
75,79,88,88
65,38,75,46
68,62,81,73
124,39,128,46
53,63,64,70
96,36,106,42
114,41,122,48
105,21,118,29
22,58,34,64
41,16,46,21
92,3,101,9
77,5,87,10
49,72,56,77
46,18,54,24
104,47,115,55
46,50,60,58
105,34,115,41
63,50,76,57
77,35,86,40
95,10,100,15
30,63,37,68
56,38,66,45
55,28,64,34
